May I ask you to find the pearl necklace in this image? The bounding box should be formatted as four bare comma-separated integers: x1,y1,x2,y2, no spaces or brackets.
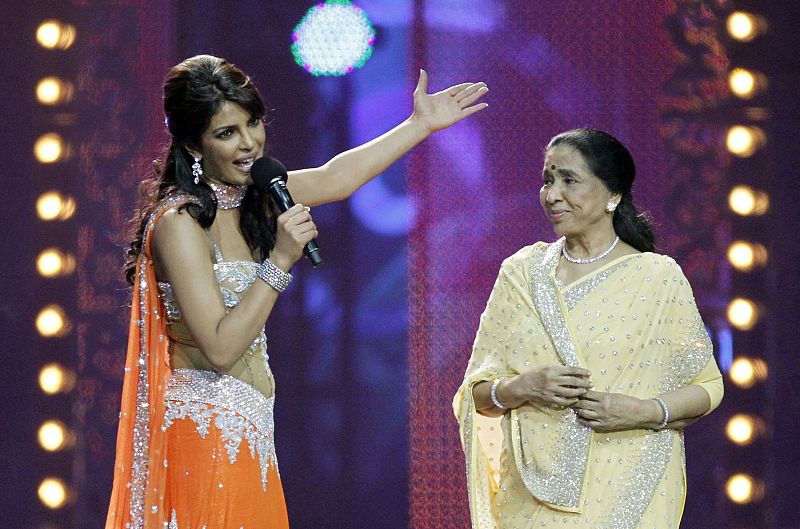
562,236,620,264
209,181,247,210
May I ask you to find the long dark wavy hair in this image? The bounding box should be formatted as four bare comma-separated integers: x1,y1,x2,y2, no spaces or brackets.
124,55,276,284
546,128,656,253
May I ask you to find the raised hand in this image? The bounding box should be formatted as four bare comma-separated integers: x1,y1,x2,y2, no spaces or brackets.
411,69,488,133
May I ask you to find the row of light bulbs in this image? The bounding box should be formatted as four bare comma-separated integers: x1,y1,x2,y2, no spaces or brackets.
35,18,77,513
721,8,768,508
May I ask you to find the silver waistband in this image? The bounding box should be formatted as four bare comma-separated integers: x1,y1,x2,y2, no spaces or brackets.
163,368,278,490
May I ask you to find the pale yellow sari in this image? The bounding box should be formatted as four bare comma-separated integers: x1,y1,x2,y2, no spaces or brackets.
454,239,723,529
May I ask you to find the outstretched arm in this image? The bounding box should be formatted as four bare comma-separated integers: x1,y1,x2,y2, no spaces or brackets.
286,70,488,206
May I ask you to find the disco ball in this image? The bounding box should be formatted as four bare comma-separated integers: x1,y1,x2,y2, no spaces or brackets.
291,1,376,76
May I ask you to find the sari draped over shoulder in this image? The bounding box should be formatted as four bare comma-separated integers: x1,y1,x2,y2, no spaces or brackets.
106,195,288,529
454,239,723,529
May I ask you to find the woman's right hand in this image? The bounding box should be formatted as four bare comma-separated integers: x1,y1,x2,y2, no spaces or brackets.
499,365,593,409
269,204,318,271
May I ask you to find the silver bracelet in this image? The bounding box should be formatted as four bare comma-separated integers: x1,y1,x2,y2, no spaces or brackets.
653,397,669,430
256,259,293,293
490,378,507,410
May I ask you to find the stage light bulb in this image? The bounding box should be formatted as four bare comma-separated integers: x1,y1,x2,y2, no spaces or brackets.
727,12,758,42
729,356,770,388
37,248,76,277
727,241,768,271
725,473,763,504
36,77,73,105
728,68,755,98
36,20,76,50
34,133,66,164
726,414,761,446
727,241,754,271
38,477,69,509
726,125,764,157
728,185,770,216
727,298,758,330
38,420,71,452
36,191,76,221
36,305,69,337
39,363,74,394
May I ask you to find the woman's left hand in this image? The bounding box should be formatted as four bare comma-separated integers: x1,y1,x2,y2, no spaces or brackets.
411,70,488,133
572,391,654,432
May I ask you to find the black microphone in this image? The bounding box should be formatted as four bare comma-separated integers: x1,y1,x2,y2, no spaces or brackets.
251,156,323,268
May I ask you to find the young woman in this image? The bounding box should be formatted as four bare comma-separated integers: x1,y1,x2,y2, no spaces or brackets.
106,54,487,529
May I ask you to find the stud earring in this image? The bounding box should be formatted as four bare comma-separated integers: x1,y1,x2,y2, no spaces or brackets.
606,201,617,213
192,157,203,185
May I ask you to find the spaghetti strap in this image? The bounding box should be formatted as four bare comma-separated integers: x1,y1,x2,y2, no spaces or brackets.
205,231,224,263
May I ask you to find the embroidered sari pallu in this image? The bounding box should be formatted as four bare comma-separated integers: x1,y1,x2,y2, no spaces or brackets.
454,240,723,529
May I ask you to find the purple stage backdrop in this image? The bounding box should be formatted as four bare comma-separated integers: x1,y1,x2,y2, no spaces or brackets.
5,2,800,529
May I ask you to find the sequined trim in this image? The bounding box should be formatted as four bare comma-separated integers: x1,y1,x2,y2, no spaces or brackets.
158,261,259,318
660,309,713,393
214,261,259,309
522,239,591,509
158,281,181,320
461,387,495,529
163,369,278,492
562,258,634,310
129,194,200,528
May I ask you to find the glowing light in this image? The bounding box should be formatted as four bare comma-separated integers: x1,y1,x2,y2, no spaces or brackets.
36,305,69,337
729,357,768,388
726,473,762,504
726,125,764,157
727,298,758,330
36,77,74,105
727,241,768,272
38,477,69,509
38,420,73,452
37,248,76,277
34,133,67,164
728,68,755,97
291,1,376,76
728,185,769,216
36,20,76,49
726,414,762,446
36,191,77,221
726,12,766,42
39,363,75,395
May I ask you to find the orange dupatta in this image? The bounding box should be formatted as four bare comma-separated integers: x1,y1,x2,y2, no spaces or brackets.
106,196,195,529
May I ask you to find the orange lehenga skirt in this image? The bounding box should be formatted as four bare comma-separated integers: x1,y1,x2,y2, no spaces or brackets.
161,369,289,529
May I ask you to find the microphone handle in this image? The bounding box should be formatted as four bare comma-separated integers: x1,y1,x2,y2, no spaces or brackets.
268,178,324,268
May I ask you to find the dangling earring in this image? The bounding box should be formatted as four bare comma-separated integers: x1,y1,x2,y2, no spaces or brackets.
192,157,203,185
606,201,617,213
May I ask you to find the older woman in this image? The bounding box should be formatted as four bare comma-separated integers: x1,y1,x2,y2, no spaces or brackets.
454,129,723,529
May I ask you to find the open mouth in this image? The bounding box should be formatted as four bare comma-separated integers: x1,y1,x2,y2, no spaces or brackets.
234,156,256,170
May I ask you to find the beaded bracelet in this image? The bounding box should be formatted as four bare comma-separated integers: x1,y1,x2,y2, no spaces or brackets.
256,259,293,293
652,396,669,430
490,378,507,410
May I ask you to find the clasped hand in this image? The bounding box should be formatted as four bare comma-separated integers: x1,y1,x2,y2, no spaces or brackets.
502,365,592,409
505,365,647,432
572,391,647,432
